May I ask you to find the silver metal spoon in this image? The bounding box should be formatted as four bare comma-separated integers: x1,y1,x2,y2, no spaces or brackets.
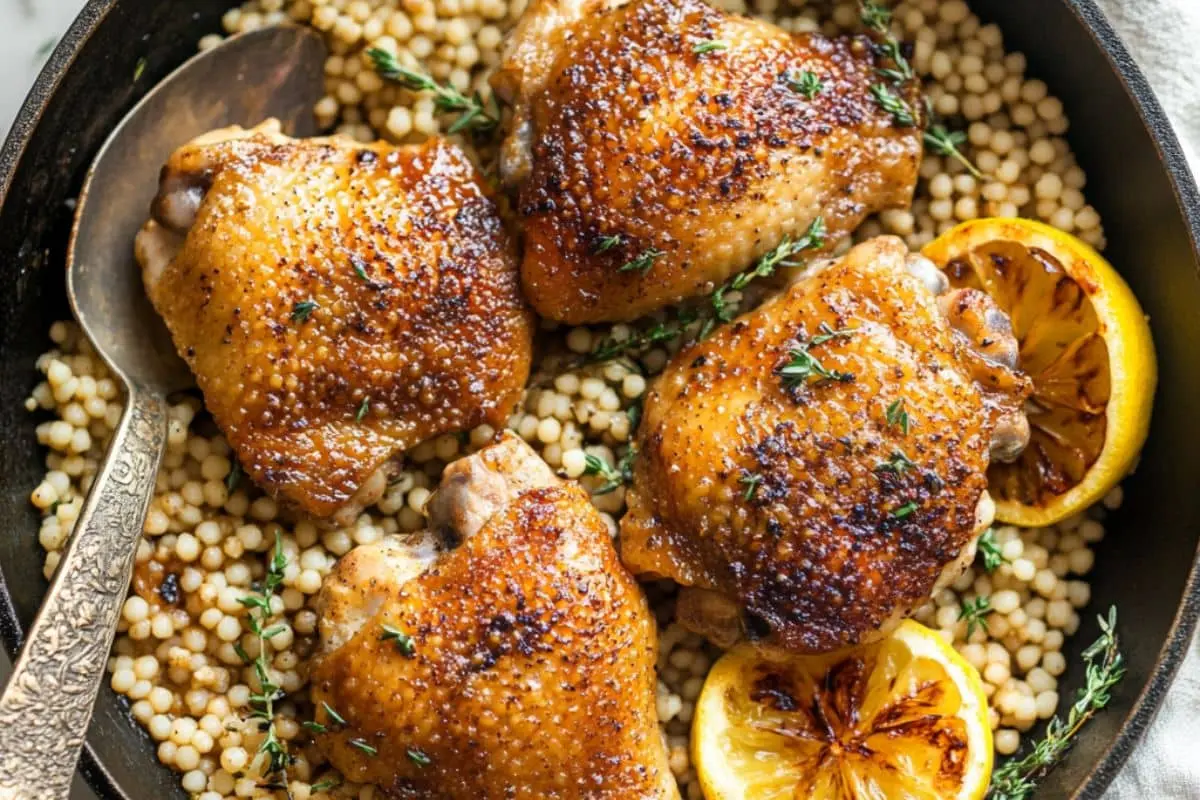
0,26,325,799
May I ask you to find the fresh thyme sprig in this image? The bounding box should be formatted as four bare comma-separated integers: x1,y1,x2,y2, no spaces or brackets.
584,309,700,364
859,1,892,36
237,532,292,783
778,323,857,387
809,323,858,347
584,447,637,494
860,2,913,82
858,1,984,178
988,608,1125,800
586,216,827,363
787,69,824,99
977,527,1006,573
367,48,498,134
619,248,665,274
778,348,853,385
958,594,993,637
710,216,826,328
925,124,985,179
870,82,917,127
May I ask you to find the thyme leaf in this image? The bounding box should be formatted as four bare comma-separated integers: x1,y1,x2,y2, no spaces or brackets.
350,738,378,757
380,623,416,656
352,256,370,282
692,39,729,55
594,234,623,253
874,448,915,475
618,248,665,274
311,778,342,792
585,447,637,495
977,527,1006,573
739,472,763,501
225,461,243,493
291,299,318,324
322,702,347,727
885,398,910,434
787,69,824,99
959,595,993,638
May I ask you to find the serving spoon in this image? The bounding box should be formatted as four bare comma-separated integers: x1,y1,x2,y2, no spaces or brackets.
0,26,325,799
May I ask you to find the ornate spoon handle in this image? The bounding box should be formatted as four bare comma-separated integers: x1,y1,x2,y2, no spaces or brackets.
0,388,168,800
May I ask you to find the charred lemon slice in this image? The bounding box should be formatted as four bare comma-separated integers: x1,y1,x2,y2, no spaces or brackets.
922,218,1155,527
693,621,992,800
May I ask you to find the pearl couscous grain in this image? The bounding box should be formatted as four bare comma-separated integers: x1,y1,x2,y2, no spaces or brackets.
25,0,1117,797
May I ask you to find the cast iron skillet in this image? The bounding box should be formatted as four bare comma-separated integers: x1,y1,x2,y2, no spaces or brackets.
0,0,1196,797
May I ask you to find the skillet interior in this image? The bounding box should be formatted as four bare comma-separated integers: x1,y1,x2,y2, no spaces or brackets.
0,0,1195,797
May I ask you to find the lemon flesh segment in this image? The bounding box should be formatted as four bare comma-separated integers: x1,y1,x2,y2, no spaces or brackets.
922,218,1156,527
693,621,993,800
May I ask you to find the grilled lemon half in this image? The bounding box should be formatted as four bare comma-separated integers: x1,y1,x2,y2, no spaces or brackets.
693,621,993,800
922,218,1156,527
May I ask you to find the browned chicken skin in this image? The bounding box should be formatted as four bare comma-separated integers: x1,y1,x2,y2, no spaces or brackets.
620,237,1031,654
311,436,678,799
134,122,534,521
492,0,924,323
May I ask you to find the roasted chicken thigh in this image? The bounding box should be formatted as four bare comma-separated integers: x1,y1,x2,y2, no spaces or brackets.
621,237,1032,654
311,436,678,799
492,0,924,323
135,121,533,522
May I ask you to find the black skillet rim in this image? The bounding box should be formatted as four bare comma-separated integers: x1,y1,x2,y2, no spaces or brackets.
0,0,1196,797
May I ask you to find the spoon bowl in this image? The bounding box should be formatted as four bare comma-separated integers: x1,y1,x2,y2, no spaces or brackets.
67,25,327,393
0,26,325,799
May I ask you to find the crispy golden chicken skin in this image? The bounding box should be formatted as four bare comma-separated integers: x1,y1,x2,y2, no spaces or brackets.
134,122,534,521
492,0,924,323
620,237,1031,654
311,436,678,799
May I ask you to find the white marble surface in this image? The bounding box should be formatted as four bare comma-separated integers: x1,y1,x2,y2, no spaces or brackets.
0,0,1197,798
0,0,88,134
